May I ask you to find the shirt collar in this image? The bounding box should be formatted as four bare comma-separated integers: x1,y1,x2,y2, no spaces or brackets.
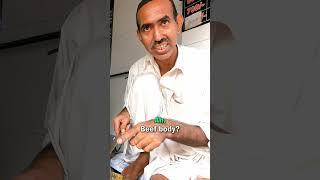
143,44,185,73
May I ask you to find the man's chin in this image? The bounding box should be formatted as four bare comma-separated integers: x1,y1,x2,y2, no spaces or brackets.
153,53,172,61
151,50,173,61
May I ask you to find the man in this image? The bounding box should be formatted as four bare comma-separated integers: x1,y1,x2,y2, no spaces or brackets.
112,0,210,179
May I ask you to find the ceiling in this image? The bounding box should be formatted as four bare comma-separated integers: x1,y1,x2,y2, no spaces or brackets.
0,0,81,43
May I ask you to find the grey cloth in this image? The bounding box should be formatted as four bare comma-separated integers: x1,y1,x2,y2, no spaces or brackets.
212,1,320,179
42,1,109,179
212,41,235,133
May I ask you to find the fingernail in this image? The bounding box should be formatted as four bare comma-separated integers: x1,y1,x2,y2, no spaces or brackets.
117,138,122,144
121,129,125,133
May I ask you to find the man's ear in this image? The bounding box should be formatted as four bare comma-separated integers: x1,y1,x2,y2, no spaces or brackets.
136,30,142,41
176,14,184,32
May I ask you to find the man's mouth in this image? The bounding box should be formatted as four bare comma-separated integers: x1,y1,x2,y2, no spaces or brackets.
153,43,168,53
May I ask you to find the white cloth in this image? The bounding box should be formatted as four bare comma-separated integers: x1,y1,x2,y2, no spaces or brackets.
122,45,210,179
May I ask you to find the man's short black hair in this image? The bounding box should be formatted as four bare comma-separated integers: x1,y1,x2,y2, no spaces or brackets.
136,0,178,31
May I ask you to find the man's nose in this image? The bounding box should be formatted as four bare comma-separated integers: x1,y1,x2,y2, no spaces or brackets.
153,26,163,42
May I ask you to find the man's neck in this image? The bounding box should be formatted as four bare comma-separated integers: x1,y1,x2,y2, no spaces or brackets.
154,46,178,76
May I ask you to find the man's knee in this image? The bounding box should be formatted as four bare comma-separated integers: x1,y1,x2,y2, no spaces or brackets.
150,174,168,180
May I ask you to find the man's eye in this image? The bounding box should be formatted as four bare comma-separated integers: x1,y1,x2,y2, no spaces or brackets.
142,25,150,31
162,20,169,25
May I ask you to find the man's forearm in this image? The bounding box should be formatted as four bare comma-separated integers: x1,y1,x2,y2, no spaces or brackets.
164,119,209,147
134,152,149,167
122,152,149,178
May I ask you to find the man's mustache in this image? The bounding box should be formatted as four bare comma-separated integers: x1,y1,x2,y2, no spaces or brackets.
152,38,169,48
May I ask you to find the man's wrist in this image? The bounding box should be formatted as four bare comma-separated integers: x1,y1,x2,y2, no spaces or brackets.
163,119,177,139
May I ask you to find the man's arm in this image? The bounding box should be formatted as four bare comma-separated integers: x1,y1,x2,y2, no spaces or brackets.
122,152,149,179
164,119,209,147
117,118,209,152
12,143,64,180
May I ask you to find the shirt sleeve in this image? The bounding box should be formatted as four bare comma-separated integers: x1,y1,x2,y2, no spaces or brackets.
123,65,136,109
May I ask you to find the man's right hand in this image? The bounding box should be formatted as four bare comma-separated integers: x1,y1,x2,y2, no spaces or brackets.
112,107,131,136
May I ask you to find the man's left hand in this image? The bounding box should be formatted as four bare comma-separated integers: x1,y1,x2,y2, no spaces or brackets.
117,119,167,152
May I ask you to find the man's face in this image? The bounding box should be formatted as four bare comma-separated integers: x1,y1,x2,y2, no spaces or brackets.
137,0,183,61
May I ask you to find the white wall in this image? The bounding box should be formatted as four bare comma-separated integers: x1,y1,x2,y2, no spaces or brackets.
182,22,210,49
0,39,58,179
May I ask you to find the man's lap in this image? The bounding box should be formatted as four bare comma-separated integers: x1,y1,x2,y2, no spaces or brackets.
141,156,210,180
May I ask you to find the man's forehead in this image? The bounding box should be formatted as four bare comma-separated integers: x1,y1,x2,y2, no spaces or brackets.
137,0,174,24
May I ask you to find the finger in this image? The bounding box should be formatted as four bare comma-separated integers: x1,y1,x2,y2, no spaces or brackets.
121,124,131,135
117,127,139,144
120,118,130,134
136,136,153,150
113,116,121,136
143,141,160,152
129,132,145,146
